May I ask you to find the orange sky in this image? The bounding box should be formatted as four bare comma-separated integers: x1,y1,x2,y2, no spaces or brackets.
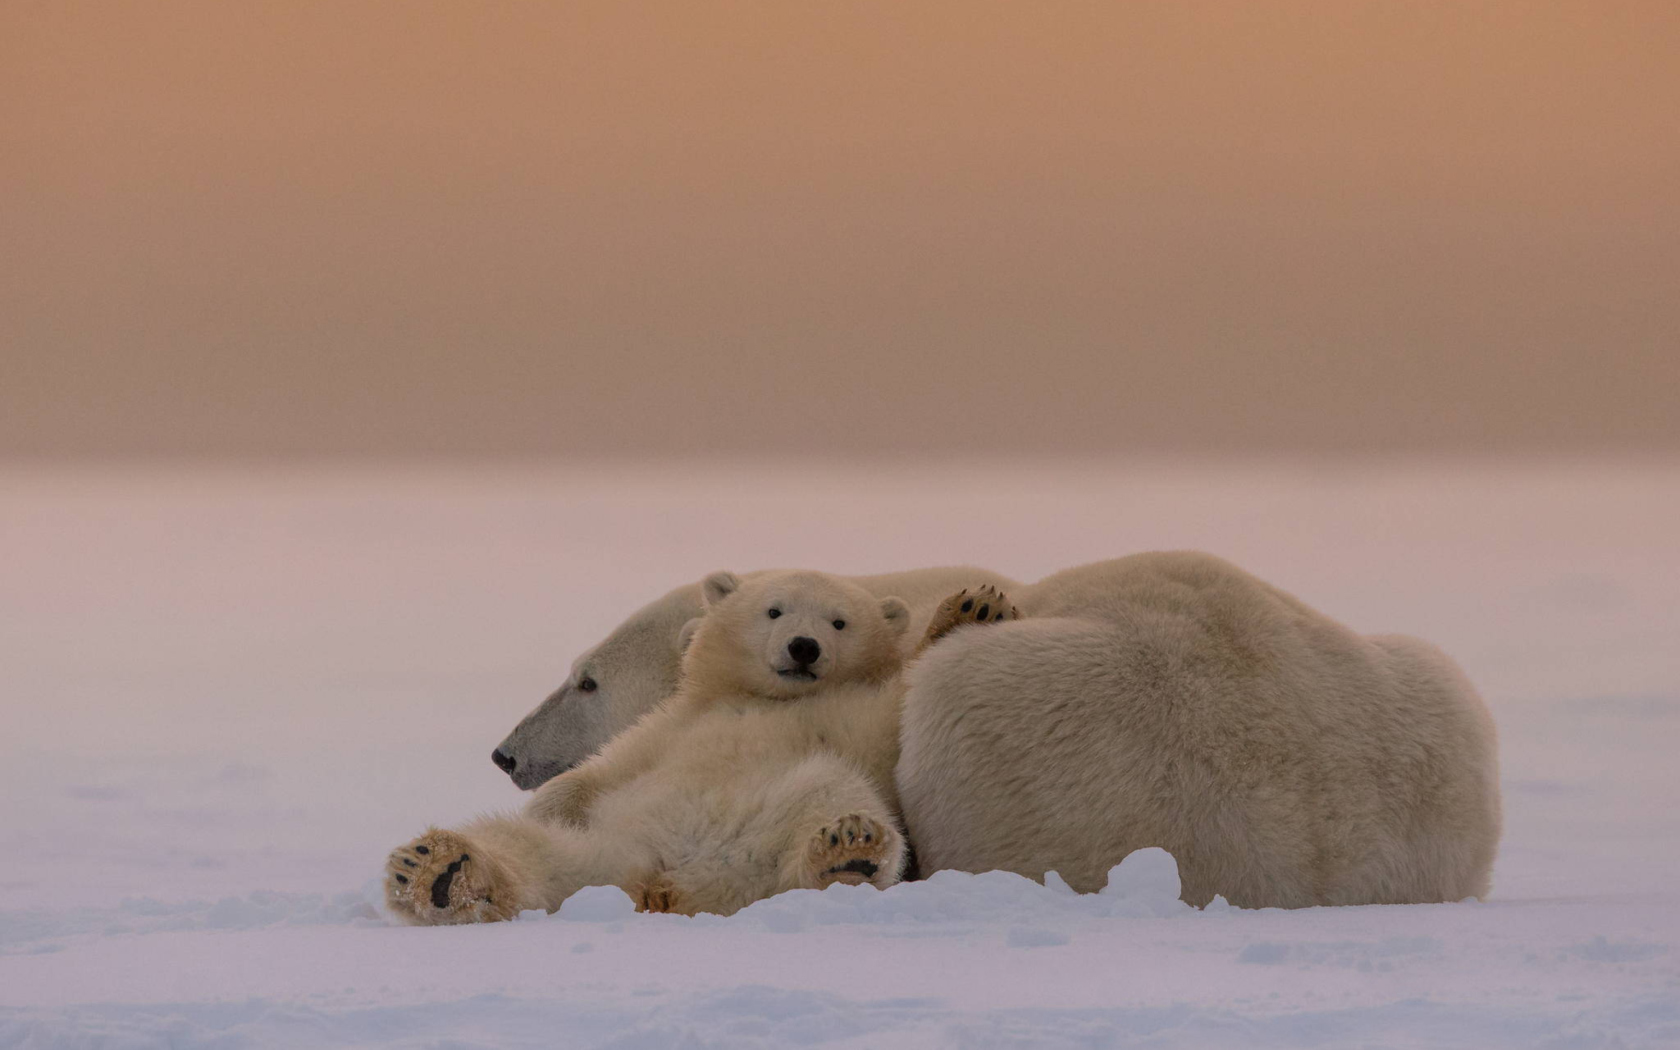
4,1,1676,459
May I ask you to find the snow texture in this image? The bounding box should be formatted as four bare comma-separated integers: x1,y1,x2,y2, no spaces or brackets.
2,462,1677,1048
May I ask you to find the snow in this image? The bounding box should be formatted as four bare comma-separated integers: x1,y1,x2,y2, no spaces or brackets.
2,461,1677,1048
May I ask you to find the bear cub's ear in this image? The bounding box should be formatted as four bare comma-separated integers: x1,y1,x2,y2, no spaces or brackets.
677,617,703,652
702,571,740,608
879,596,910,636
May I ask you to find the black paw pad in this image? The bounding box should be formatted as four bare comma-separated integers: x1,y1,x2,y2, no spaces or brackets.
834,859,879,878
430,856,466,909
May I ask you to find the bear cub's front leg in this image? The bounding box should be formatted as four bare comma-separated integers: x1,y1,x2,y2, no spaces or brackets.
918,585,1020,654
526,772,598,827
631,870,689,914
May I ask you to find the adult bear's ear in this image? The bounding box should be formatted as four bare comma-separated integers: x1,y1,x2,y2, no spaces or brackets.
880,597,910,637
677,617,703,652
701,571,740,608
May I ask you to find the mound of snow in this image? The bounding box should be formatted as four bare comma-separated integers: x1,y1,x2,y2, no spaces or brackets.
489,848,1195,935
556,885,639,923
1097,846,1187,917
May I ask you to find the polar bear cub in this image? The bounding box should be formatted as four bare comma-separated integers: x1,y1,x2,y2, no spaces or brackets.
384,570,1009,922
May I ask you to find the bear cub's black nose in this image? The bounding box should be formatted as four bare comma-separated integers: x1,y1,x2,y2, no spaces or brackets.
787,636,821,666
491,748,517,774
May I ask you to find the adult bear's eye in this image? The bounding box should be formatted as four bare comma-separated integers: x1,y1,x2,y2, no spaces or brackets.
767,608,782,619
577,677,597,693
832,619,846,630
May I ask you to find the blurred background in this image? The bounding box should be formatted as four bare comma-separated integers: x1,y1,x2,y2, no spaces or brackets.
4,0,1677,461
2,2,1677,913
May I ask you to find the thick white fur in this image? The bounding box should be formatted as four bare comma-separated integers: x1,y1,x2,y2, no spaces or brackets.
896,551,1502,907
393,571,914,921
494,566,1021,787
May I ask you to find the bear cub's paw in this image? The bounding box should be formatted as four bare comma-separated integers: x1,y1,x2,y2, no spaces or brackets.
805,813,898,889
921,585,1020,649
526,773,597,828
385,829,517,926
631,871,689,915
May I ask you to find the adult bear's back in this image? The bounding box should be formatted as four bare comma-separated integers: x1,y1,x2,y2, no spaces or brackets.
895,552,1500,907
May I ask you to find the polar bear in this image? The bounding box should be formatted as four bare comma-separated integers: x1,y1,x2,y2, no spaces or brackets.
491,566,1022,788
899,552,1502,907
483,552,1501,909
384,570,1012,923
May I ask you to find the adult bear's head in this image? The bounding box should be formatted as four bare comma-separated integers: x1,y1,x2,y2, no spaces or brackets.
490,581,705,789
681,569,909,701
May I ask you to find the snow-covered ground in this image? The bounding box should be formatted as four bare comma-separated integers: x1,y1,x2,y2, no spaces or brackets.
2,461,1677,1048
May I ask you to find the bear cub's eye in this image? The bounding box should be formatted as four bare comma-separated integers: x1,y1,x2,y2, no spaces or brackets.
767,608,782,619
832,619,846,630
577,676,597,693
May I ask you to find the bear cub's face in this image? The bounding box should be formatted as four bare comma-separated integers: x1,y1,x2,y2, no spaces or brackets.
684,570,909,700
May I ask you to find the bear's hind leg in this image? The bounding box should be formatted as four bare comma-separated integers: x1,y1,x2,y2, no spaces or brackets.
918,585,1020,654
386,828,521,926
801,813,901,889
384,813,618,925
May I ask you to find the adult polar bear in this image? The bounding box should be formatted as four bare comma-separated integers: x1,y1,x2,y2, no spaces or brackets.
493,553,1501,907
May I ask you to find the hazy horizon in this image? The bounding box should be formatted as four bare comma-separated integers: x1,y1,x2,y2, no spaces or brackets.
5,2,1677,461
